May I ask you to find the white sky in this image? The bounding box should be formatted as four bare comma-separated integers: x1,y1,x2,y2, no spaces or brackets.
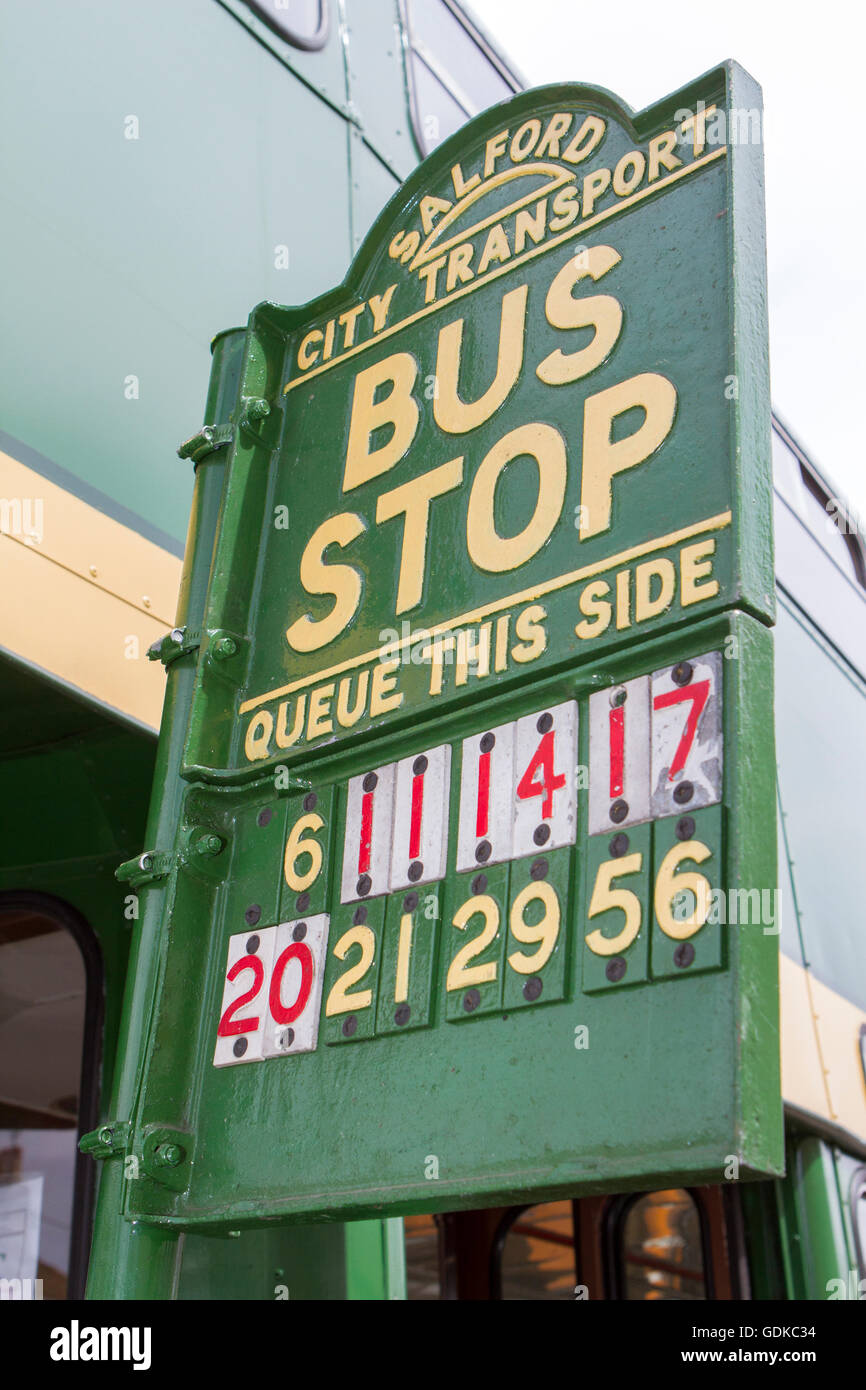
470,0,865,521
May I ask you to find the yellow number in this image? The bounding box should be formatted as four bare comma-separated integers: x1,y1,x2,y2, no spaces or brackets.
507,880,560,974
395,912,414,1003
585,852,643,956
325,925,375,1016
654,840,712,940
446,895,500,992
283,811,324,892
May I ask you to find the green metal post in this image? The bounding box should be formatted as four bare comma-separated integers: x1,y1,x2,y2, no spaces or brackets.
86,329,246,1299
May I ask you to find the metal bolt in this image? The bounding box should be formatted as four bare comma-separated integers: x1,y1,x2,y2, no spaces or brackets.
676,816,696,841
480,732,495,753
154,1142,184,1168
674,942,695,969
213,636,237,660
403,892,419,913
395,1005,411,1027
257,807,273,828
537,712,553,734
296,892,311,913
609,832,630,857
342,1015,358,1037
362,772,378,793
246,935,260,954
523,977,543,1002
533,824,550,846
170,627,184,645
292,922,307,942
606,957,627,982
245,904,261,926
475,839,492,863
353,905,368,925
408,860,423,882
672,661,693,686
302,791,318,813
471,873,488,895
610,799,629,823
463,988,481,1013
195,833,222,857
530,857,549,880
233,1038,247,1057
673,781,694,805
356,874,371,897
413,755,428,775
280,1028,295,1048
610,686,627,708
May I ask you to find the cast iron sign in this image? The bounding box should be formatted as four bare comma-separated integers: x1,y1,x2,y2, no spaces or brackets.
126,62,781,1227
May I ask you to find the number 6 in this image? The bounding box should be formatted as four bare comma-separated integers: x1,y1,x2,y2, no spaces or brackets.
284,811,325,893
654,840,712,940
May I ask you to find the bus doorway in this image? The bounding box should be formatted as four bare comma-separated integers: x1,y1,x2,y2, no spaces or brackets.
0,894,102,1299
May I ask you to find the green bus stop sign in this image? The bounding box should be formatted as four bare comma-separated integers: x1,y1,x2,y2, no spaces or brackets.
125,62,781,1229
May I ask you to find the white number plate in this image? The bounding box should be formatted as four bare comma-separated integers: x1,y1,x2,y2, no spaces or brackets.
214,915,330,1067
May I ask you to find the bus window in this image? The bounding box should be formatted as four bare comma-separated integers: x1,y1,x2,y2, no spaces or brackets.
245,0,329,50
611,1189,707,1300
406,0,516,154
0,899,100,1300
853,1167,866,1281
496,1201,576,1300
772,426,865,587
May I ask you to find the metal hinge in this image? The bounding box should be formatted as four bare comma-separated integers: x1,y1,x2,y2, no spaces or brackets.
79,1121,131,1160
116,850,175,888
177,422,234,464
147,625,202,667
116,829,224,890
